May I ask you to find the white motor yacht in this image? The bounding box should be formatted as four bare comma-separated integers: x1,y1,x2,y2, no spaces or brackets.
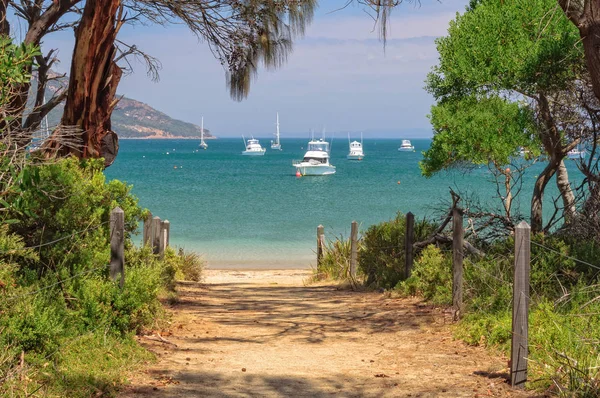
398,139,415,152
293,138,336,175
271,113,282,150
242,136,266,156
567,148,586,160
347,133,364,160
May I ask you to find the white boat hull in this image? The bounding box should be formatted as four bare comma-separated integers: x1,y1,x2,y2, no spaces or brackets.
347,154,364,160
242,150,266,156
294,164,336,175
398,147,414,152
567,151,586,160
271,144,281,150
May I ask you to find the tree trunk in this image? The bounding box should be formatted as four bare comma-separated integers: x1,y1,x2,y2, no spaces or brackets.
559,1,600,103
44,0,122,167
531,161,558,233
0,0,9,36
555,160,577,223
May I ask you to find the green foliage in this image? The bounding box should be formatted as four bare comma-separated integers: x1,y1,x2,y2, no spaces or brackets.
359,213,436,289
421,95,537,176
314,234,353,282
394,230,600,394
172,247,205,282
0,158,174,396
396,245,452,305
0,36,40,103
423,0,582,177
427,0,581,101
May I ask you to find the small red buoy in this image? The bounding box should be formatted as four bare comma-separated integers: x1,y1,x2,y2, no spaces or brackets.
505,167,511,173
397,181,401,184
296,170,302,177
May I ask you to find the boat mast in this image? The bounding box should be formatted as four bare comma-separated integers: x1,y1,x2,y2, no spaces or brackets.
201,116,204,144
276,112,280,145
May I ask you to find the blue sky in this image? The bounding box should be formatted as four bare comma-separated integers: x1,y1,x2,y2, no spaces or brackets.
39,0,469,138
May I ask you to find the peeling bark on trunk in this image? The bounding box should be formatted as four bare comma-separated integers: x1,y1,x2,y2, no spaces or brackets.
44,0,122,167
555,160,577,223
0,0,9,36
531,161,558,233
531,92,577,232
559,1,600,103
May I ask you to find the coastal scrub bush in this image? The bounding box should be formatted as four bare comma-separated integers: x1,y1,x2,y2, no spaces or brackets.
173,248,206,282
396,245,452,306
0,157,175,396
392,229,600,394
359,213,436,289
313,234,354,282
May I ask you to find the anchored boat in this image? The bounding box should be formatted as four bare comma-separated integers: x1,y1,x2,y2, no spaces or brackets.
398,139,414,152
293,138,336,175
347,133,364,160
242,136,266,156
271,113,282,150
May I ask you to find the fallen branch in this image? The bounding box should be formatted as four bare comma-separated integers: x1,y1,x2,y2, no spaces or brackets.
143,333,177,347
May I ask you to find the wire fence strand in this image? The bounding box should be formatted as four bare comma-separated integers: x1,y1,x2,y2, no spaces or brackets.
531,241,600,272
0,220,110,255
5,264,110,302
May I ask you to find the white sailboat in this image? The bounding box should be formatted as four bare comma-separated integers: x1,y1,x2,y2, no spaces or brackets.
347,133,364,160
271,113,282,150
199,116,208,150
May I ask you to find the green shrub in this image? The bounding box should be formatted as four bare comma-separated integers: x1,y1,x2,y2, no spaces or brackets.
0,157,176,395
396,245,453,305
173,248,205,282
359,213,436,289
313,234,353,281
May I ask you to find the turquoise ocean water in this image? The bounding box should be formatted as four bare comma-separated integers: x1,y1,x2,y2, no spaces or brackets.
104,138,577,269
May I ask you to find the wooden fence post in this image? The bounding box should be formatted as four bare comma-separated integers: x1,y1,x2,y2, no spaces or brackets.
405,212,414,279
511,221,531,389
163,219,170,248
350,221,358,279
110,207,125,288
317,225,325,269
452,207,464,320
159,220,170,259
142,211,153,247
152,216,161,255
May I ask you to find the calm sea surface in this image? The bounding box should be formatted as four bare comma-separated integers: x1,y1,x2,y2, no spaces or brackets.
104,138,577,268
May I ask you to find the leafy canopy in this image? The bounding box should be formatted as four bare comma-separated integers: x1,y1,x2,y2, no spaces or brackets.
427,0,582,102
422,95,536,177
421,0,582,176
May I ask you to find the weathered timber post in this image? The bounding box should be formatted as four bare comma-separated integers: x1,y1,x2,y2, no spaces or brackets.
511,221,531,389
405,212,415,279
110,207,125,288
143,211,153,247
452,207,464,320
350,221,358,279
317,225,325,270
152,216,161,255
159,220,170,259
163,219,170,248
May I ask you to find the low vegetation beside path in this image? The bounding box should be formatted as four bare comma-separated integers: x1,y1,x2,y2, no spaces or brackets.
0,156,204,397
314,212,600,396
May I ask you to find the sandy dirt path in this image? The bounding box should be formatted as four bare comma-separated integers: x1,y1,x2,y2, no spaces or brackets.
121,270,533,397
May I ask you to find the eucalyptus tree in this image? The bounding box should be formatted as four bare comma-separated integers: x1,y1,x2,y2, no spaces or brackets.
422,0,592,233
0,0,316,163
558,1,600,104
